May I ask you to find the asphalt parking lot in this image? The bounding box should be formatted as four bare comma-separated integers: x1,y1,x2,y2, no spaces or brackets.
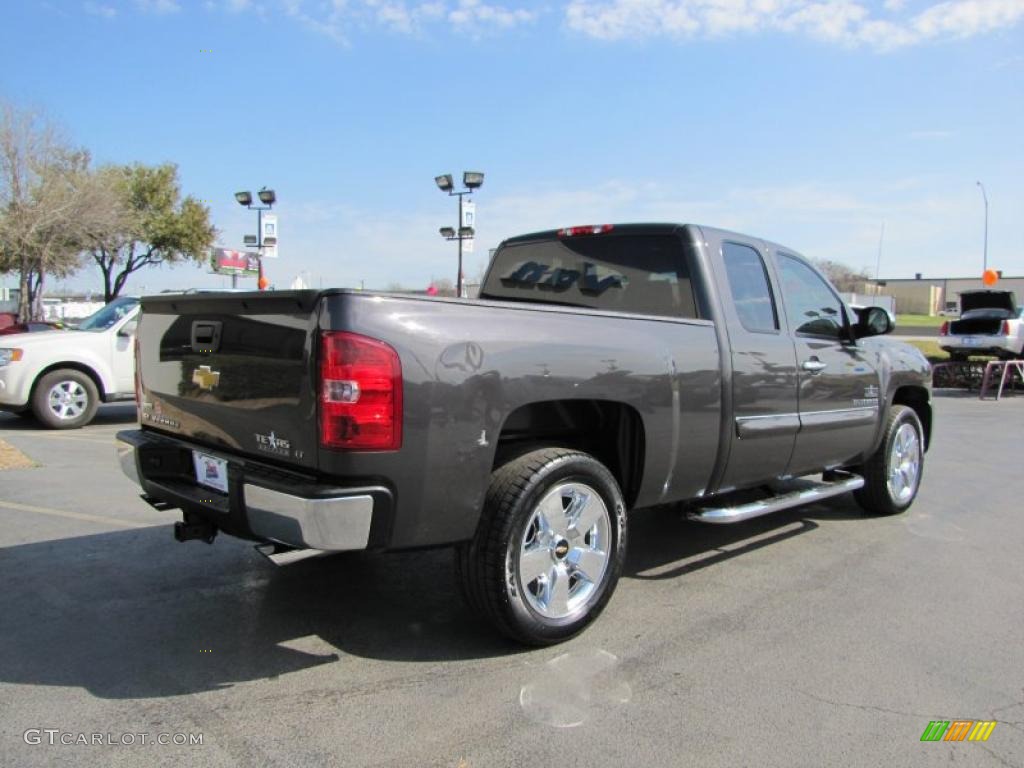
1,394,1022,767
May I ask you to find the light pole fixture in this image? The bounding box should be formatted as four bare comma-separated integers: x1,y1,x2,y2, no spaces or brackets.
435,171,484,297
235,186,276,290
976,181,988,273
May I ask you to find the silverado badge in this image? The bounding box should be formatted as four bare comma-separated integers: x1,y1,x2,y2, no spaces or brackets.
192,365,221,390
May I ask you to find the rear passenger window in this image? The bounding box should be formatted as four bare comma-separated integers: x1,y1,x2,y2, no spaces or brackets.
722,242,778,333
480,235,700,319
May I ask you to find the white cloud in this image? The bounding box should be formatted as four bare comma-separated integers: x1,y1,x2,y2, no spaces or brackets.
134,0,181,13
278,0,535,41
449,0,538,31
564,0,1024,49
84,1,117,17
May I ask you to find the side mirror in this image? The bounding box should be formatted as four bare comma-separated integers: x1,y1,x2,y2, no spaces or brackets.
853,306,892,338
118,320,138,338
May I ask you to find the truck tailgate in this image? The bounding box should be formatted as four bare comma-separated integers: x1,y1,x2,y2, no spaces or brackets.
136,290,322,470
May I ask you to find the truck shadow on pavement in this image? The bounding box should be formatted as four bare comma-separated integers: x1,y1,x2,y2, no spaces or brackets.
0,496,864,698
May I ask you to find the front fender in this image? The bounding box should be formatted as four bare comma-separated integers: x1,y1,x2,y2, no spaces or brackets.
26,347,114,398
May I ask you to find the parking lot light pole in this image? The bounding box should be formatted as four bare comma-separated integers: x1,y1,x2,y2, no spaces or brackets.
976,181,988,273
435,172,483,297
235,187,276,290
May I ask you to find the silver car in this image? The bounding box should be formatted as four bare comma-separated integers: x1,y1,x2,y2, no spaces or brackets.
939,290,1024,360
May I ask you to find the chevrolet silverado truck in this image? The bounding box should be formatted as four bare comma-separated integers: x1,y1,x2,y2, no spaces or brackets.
117,223,932,645
0,297,139,428
939,289,1024,360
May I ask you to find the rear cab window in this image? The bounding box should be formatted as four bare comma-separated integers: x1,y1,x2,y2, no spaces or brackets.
480,231,703,319
721,242,778,333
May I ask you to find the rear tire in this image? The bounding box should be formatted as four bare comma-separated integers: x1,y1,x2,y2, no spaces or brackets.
854,405,924,516
455,448,627,646
31,369,99,429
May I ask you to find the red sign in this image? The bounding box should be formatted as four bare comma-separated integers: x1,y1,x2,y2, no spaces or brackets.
211,248,259,276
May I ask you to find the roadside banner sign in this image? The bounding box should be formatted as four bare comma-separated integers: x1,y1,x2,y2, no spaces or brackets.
262,213,278,257
462,202,475,252
210,248,260,276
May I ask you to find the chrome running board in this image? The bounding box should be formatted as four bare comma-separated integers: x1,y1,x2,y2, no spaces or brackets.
688,471,864,524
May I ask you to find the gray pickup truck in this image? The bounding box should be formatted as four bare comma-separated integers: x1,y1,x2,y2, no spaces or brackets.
117,223,932,645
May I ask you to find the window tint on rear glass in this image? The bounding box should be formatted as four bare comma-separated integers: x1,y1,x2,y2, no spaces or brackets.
722,242,778,333
480,234,699,319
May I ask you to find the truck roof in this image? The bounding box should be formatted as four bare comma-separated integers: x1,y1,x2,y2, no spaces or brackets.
501,222,687,245
499,223,807,261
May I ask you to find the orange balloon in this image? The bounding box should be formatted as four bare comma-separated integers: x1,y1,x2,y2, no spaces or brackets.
982,268,998,286
258,276,270,290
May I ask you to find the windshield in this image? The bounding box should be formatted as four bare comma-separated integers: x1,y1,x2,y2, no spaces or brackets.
77,297,139,332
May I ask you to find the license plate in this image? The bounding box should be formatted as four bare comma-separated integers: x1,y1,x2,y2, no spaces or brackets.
962,337,982,347
193,451,229,493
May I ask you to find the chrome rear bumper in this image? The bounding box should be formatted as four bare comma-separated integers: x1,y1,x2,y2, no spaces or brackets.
116,430,384,552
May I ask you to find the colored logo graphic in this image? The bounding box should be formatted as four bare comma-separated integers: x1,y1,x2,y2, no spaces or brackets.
920,720,997,742
192,365,221,390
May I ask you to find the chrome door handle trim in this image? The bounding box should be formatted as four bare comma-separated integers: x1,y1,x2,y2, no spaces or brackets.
802,359,828,373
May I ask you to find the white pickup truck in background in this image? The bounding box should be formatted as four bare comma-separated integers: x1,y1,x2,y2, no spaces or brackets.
0,297,139,428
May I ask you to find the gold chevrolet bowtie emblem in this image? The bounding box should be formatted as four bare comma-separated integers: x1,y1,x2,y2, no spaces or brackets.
192,365,220,390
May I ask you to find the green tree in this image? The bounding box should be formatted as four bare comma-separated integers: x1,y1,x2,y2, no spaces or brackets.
88,163,216,302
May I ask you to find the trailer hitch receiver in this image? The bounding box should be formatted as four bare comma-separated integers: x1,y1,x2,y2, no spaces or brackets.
174,515,217,544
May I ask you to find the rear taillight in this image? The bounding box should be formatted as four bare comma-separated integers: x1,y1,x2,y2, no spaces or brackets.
133,336,142,404
557,224,614,237
319,331,402,451
939,322,948,336
1001,320,1011,335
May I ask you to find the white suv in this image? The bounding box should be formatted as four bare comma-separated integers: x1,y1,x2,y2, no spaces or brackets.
0,297,139,428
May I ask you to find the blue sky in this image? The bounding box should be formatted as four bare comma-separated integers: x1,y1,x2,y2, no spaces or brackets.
2,0,1022,293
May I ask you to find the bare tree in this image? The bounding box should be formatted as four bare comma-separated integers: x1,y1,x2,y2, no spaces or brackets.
811,258,872,293
0,102,117,320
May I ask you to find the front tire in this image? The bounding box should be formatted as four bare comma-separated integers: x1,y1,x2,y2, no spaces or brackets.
854,405,924,516
456,448,627,646
31,369,99,429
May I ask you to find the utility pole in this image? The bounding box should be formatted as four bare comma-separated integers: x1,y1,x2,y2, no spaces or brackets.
876,221,885,287
976,181,988,273
435,172,484,297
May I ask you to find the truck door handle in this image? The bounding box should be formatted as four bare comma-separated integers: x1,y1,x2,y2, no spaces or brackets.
802,358,827,374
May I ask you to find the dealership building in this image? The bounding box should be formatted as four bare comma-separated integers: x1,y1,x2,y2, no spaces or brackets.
866,274,1024,315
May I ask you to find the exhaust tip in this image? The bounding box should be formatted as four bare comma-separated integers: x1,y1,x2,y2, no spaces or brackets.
255,543,330,566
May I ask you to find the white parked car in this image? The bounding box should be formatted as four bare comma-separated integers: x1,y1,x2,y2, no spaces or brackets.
939,290,1024,361
0,297,139,428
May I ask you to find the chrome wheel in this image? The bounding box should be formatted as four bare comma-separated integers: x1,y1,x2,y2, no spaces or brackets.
517,482,612,620
887,422,921,504
47,380,88,421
